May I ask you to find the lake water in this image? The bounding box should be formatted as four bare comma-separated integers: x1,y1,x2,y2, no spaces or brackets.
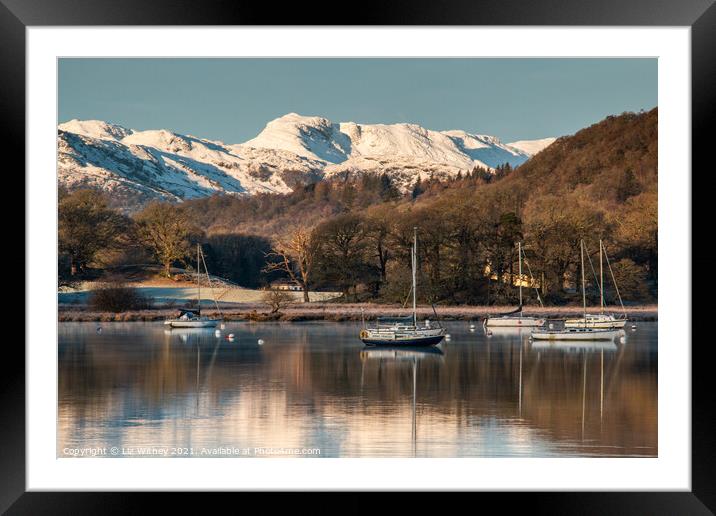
58,321,657,458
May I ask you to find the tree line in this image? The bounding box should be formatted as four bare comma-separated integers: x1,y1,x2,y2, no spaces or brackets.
58,181,655,306
58,188,273,289
262,187,655,305
58,109,658,306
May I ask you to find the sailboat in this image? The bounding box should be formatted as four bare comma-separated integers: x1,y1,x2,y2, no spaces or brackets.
564,240,627,329
359,228,445,347
531,240,621,341
164,244,222,328
484,242,546,328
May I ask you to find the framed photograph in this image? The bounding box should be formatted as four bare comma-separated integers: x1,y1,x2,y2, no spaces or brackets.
5,0,713,511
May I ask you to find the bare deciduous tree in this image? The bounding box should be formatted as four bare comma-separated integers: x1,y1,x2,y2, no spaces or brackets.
263,226,318,302
262,288,292,314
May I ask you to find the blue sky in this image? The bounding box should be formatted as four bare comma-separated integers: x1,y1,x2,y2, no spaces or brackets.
58,58,657,143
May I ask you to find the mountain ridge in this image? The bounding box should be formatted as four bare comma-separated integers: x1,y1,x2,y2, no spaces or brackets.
57,114,555,209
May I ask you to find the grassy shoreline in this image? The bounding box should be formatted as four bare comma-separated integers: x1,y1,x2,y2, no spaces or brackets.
58,303,658,322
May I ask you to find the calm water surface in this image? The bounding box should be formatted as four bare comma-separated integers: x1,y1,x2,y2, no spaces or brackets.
58,321,657,458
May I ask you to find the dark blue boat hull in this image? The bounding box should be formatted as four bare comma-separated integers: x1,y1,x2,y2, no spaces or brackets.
361,335,445,347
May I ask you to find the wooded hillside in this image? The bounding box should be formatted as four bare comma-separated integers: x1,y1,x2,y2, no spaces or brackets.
59,109,658,306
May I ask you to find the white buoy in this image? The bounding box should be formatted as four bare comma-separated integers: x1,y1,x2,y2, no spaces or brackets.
227,333,235,341
258,339,265,345
631,324,637,329
469,324,476,329
221,323,226,330
549,323,554,330
215,330,221,337
620,336,627,343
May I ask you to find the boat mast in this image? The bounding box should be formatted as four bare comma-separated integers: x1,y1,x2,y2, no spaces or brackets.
412,356,417,456
197,243,201,314
581,239,586,324
412,227,417,327
603,242,628,319
599,239,604,314
518,242,523,317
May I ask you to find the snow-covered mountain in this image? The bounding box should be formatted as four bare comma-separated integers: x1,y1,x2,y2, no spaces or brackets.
58,119,325,207
58,114,554,208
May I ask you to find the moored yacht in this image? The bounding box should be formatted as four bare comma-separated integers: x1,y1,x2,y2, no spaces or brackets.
564,240,628,329
484,242,545,328
564,313,627,329
164,308,220,328
359,228,445,347
359,316,446,347
164,244,222,329
531,240,620,342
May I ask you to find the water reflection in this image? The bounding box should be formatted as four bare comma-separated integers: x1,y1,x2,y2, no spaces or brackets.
530,341,619,352
359,346,444,456
58,322,657,458
484,326,533,339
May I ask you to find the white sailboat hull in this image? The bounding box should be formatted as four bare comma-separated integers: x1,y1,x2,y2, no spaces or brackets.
164,319,220,328
485,316,545,328
564,315,627,329
531,328,621,341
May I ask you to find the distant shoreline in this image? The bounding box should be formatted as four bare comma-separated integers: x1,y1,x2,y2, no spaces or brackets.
58,303,658,322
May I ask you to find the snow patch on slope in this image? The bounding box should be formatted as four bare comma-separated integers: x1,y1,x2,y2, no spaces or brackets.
507,137,556,156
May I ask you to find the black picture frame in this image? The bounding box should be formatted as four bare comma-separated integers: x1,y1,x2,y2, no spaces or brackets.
3,0,712,511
